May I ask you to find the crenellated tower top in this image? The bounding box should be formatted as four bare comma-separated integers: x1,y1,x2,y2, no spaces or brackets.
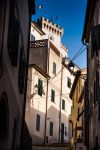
34,17,63,37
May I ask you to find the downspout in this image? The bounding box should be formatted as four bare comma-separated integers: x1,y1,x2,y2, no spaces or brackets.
59,62,63,143
44,39,50,144
44,78,49,144
82,39,89,149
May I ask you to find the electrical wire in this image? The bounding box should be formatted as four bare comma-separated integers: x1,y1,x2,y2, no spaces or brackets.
71,45,84,61
72,48,86,61
48,45,86,82
27,44,87,104
49,66,65,81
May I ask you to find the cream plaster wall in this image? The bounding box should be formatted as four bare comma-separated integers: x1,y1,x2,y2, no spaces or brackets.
25,19,76,144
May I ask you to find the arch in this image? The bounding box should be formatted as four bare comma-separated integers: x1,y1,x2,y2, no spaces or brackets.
60,32,62,36
52,28,54,32
54,29,56,34
57,31,59,35
0,92,9,139
47,25,49,29
49,26,51,31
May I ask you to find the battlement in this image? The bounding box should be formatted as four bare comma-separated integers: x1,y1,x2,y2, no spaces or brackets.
34,17,63,37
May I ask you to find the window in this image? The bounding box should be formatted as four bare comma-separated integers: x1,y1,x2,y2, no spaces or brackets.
50,122,53,136
38,79,43,96
53,62,56,75
51,89,55,102
62,99,65,110
30,34,35,41
36,114,40,131
67,77,71,88
50,35,54,41
65,127,67,136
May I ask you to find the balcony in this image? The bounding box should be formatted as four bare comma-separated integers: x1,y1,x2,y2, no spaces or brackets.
29,39,60,78
29,39,49,77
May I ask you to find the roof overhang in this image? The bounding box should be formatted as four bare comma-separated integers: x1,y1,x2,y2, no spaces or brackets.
31,22,46,35
82,0,97,43
29,64,50,79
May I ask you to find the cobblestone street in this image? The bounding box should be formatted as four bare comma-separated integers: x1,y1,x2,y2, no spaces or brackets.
32,145,71,150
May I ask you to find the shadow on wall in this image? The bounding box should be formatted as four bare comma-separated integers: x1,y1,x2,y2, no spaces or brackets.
25,106,45,145
25,103,71,145
47,105,70,143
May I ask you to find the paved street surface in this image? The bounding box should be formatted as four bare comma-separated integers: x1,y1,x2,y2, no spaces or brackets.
32,145,71,150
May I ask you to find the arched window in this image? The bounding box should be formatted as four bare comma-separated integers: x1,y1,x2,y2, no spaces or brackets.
47,25,49,30
60,32,62,36
49,26,51,31
52,28,54,33
54,29,56,34
57,31,59,35
44,23,46,28
0,92,9,139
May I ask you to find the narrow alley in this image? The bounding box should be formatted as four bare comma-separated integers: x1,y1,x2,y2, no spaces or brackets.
0,0,100,150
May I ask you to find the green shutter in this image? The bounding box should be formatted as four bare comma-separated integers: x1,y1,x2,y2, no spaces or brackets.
51,90,55,102
36,114,40,131
68,77,71,88
50,122,53,136
38,79,42,96
62,99,65,110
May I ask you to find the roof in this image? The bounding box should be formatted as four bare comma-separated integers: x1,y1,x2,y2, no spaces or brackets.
82,0,97,43
31,21,46,35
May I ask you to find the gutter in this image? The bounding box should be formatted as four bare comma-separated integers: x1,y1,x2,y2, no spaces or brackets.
82,0,97,43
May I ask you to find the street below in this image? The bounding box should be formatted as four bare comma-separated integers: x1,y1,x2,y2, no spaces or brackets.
32,145,71,150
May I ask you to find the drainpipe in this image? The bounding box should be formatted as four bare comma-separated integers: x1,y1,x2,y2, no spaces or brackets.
44,39,50,144
59,62,63,143
82,39,89,149
44,78,49,144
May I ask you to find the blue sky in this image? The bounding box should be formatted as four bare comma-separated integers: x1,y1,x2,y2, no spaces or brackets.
32,0,87,68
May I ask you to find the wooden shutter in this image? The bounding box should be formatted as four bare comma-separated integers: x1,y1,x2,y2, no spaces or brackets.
36,114,40,131
50,122,53,136
38,79,42,96
51,90,55,102
62,99,65,110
